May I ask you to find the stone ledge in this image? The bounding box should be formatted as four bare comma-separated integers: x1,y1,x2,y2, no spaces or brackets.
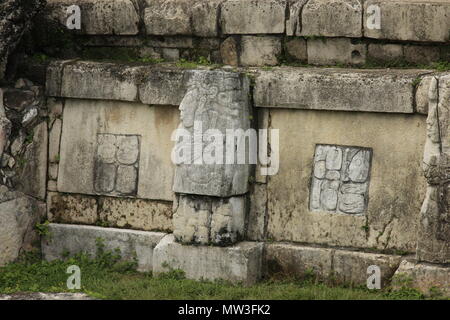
392,260,450,297
253,67,435,113
265,243,403,287
42,223,167,271
153,234,264,285
47,60,447,114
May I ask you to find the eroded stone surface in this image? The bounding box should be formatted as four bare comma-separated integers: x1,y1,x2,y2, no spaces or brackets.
417,75,450,264
221,0,286,35
153,234,263,285
47,192,98,225
364,0,450,42
173,194,246,246
254,67,426,113
240,36,281,67
307,38,366,66
393,260,450,297
301,0,362,37
42,223,166,272
0,191,45,266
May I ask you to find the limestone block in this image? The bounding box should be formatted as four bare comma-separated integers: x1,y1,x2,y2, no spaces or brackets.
301,0,362,37
404,45,440,65
59,61,141,102
42,223,167,272
57,100,179,201
138,69,186,106
153,234,263,285
332,250,402,287
364,0,450,42
240,36,281,67
45,60,77,97
145,0,191,35
98,197,173,232
173,194,246,245
367,43,403,63
191,0,223,37
265,243,334,279
307,38,366,66
48,163,58,180
392,260,450,297
0,192,46,266
254,67,424,113
172,69,251,197
47,192,98,224
220,37,239,67
265,243,402,287
285,38,307,62
247,184,267,241
46,0,139,35
13,122,48,200
264,109,426,251
221,0,286,34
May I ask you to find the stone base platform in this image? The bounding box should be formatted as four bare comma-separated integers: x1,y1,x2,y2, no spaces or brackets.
42,223,166,272
153,235,264,285
392,260,450,297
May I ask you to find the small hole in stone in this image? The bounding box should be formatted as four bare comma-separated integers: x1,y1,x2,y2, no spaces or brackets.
352,50,361,59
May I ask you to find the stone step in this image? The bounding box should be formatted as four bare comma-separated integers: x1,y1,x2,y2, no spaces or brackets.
42,223,264,285
46,60,444,114
42,223,166,271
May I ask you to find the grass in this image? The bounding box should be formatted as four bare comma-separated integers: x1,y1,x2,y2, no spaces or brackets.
0,247,439,300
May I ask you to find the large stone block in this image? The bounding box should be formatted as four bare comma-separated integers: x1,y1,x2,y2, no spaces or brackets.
153,234,263,285
265,243,401,287
138,69,187,106
364,0,450,42
301,0,362,37
254,67,426,113
0,191,46,266
47,192,98,225
264,109,426,252
307,38,366,66
46,0,140,35
144,0,192,36
57,100,179,201
286,0,308,36
173,194,246,245
247,183,267,241
392,260,450,297
239,36,281,67
172,69,251,197
58,61,142,102
220,0,286,34
265,243,334,279
42,223,167,272
98,197,173,232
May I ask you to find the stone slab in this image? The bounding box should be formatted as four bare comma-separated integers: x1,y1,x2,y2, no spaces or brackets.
300,0,363,37
392,260,450,297
254,67,431,113
42,223,167,272
265,243,402,287
46,0,139,35
220,0,286,34
364,0,450,42
57,99,179,201
153,234,263,285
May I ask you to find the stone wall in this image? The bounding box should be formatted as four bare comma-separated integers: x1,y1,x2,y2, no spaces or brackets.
41,0,450,67
1,0,449,296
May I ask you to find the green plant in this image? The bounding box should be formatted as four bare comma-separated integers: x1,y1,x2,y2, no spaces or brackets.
35,220,51,237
